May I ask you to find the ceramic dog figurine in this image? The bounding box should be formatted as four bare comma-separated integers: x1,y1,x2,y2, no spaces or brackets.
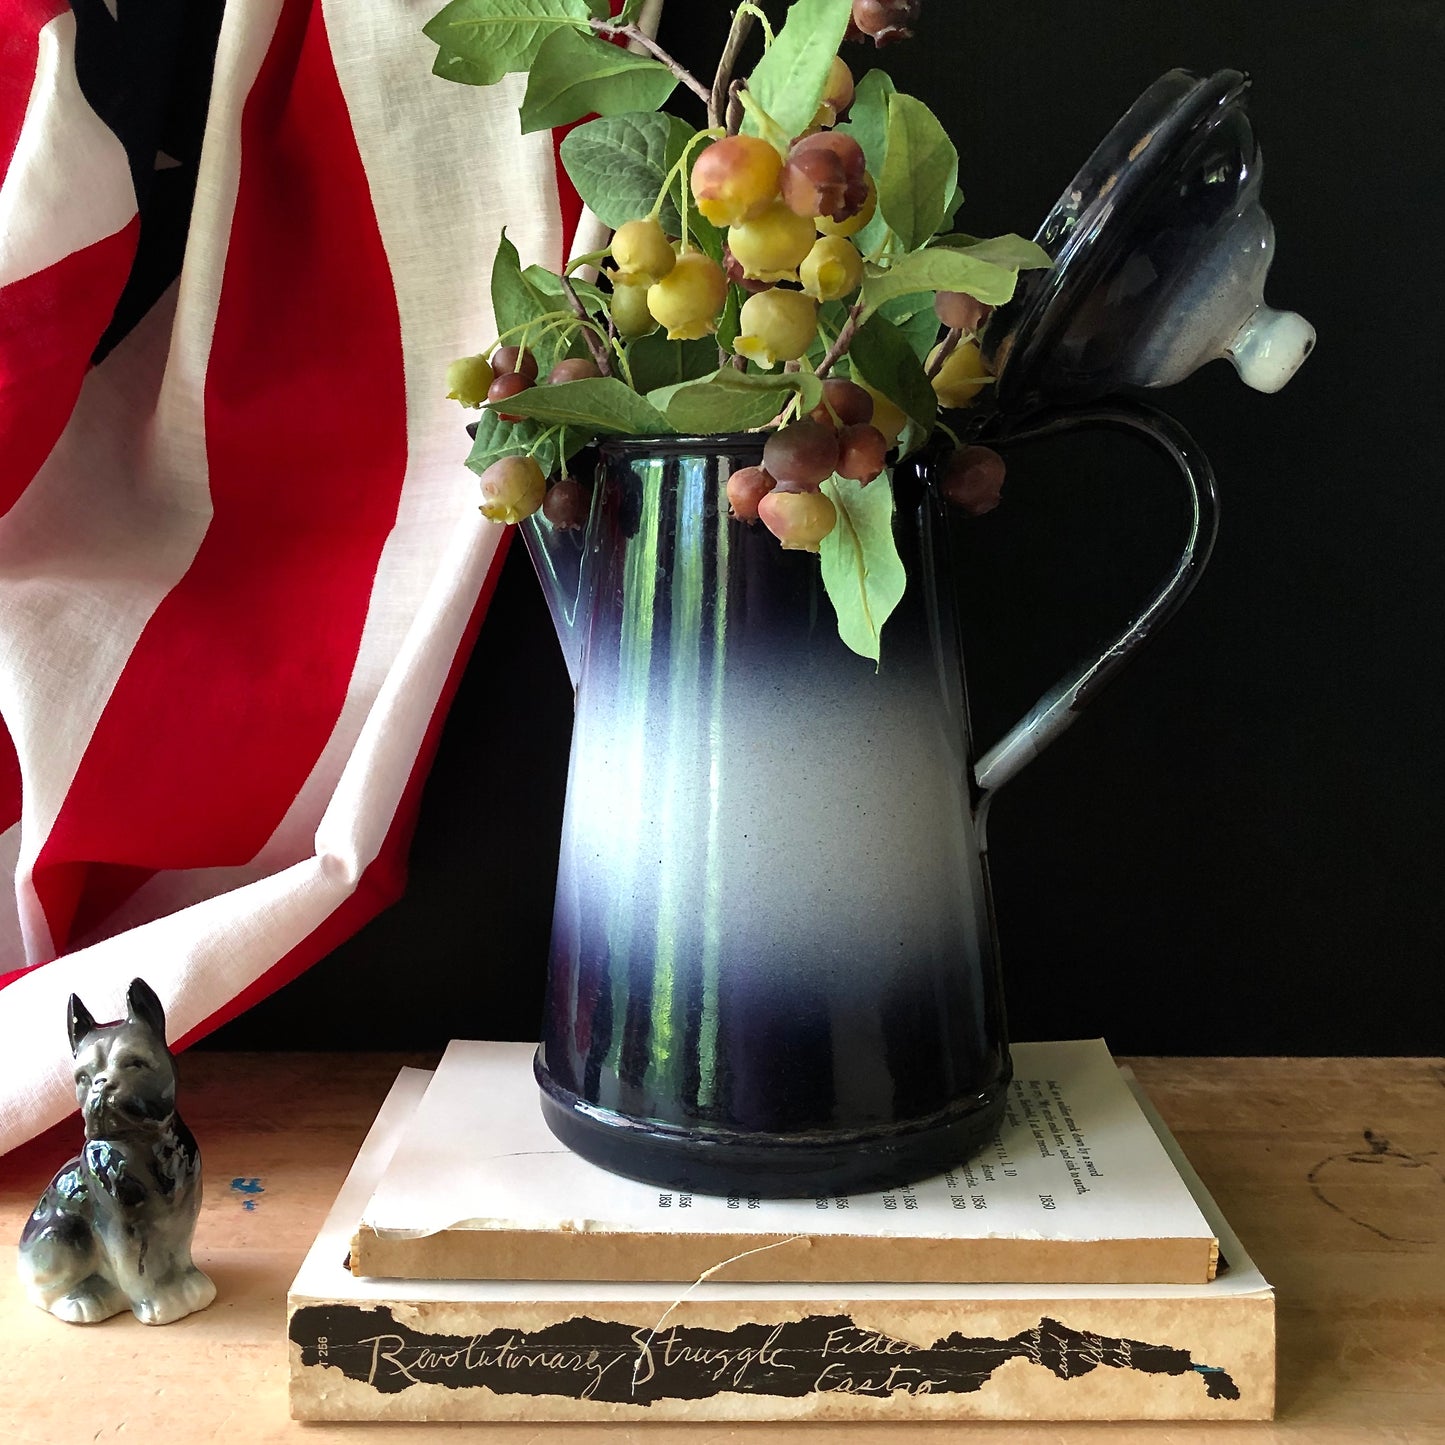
17,978,215,1325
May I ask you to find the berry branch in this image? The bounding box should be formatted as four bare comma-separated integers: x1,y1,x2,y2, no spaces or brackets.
589,18,713,109
813,300,865,380
709,7,757,130
924,325,962,379
557,274,613,377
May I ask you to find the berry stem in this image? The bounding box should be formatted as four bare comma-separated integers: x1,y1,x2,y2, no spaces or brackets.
648,127,720,231
925,325,962,380
564,248,610,276
559,275,614,377
590,18,712,109
709,7,756,131
814,300,865,380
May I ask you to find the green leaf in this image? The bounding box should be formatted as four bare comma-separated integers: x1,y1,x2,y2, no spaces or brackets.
819,474,907,664
648,369,820,434
625,332,719,393
878,291,942,363
837,69,894,176
861,246,1027,314
847,311,936,449
836,69,895,256
560,111,697,237
423,0,595,86
487,375,671,434
877,93,958,251
491,229,543,337
929,232,1054,270
430,42,499,86
466,410,561,480
742,0,854,144
519,26,677,133
524,264,607,316
715,285,742,355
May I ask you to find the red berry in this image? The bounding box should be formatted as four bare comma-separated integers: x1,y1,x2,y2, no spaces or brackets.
487,371,532,421
808,377,874,429
934,290,992,334
780,133,869,222
546,357,602,385
726,465,776,523
851,0,919,45
763,419,840,491
938,445,1006,515
836,423,888,484
492,346,538,381
542,477,590,530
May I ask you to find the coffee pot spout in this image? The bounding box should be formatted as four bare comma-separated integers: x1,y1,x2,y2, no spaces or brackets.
519,512,588,689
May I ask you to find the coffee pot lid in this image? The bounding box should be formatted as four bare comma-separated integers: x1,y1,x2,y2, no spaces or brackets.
982,68,1315,416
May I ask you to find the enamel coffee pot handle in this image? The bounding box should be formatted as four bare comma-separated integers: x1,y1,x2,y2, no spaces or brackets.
971,401,1219,795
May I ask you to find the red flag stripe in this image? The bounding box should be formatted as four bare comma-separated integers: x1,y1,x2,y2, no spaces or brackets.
0,0,70,174
0,217,139,515
29,0,407,951
172,528,514,1049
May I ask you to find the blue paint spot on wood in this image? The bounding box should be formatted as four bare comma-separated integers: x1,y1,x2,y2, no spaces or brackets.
230,1177,265,1211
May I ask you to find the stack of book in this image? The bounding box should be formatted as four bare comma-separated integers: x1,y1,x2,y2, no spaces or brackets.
287,1040,1274,1422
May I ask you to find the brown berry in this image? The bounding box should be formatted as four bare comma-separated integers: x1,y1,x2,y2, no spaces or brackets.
542,477,590,530
938,445,1006,515
726,465,776,523
487,371,533,421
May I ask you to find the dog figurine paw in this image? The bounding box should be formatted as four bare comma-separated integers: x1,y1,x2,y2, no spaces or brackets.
18,978,214,1325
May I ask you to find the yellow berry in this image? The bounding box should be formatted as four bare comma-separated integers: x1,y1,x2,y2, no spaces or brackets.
929,340,991,408
610,278,657,338
758,489,837,553
646,251,728,341
690,135,784,228
728,201,818,284
445,354,494,407
799,236,864,302
733,288,819,369
609,217,676,286
477,455,546,525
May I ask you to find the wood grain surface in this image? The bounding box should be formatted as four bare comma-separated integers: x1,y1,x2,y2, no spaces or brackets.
2,1053,1442,1443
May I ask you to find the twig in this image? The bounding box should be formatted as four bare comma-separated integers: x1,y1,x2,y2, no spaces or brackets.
709,8,756,130
559,274,612,377
924,325,962,379
726,79,746,136
591,19,712,109
814,301,866,380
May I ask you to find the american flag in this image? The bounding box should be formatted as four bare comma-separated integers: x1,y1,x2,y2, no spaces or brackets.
0,0,593,1152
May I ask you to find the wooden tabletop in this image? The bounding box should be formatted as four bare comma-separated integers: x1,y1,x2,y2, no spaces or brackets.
2,1053,1442,1443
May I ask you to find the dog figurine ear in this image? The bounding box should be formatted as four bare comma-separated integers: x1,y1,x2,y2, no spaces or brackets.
67,995,98,1054
125,978,167,1042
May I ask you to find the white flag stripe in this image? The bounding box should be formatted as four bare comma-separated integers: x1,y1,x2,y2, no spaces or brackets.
0,0,287,967
0,289,206,962
0,12,136,289
243,7,562,875
0,851,361,1147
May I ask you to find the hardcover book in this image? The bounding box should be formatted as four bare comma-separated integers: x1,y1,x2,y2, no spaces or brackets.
288,1064,1275,1423
350,1039,1219,1284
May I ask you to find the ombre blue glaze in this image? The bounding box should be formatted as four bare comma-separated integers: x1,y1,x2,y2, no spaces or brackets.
531,437,1010,1196
984,69,1314,413
518,68,1311,1198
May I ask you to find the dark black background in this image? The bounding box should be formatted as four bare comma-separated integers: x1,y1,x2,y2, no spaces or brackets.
206,0,1445,1057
